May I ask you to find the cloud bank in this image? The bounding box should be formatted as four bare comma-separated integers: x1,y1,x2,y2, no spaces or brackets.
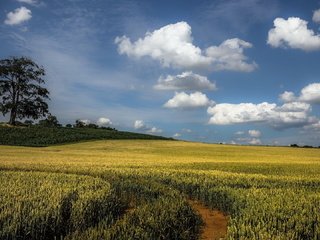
207,101,313,129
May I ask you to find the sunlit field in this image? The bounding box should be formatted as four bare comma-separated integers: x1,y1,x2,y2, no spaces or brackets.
1,140,320,239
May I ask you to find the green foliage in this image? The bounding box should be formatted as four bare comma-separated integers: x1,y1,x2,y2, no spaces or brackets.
0,57,50,125
38,115,61,127
0,125,171,146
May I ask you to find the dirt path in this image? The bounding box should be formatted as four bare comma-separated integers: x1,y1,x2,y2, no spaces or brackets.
189,200,228,240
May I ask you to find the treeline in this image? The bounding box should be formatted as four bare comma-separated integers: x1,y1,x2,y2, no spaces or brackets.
290,144,320,149
0,125,171,147
11,116,117,131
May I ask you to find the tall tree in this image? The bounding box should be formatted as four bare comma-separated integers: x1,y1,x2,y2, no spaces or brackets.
0,57,50,125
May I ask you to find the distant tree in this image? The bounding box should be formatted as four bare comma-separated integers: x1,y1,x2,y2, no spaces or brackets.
38,115,61,127
74,120,85,128
65,124,72,128
290,144,299,148
0,57,50,125
302,145,313,148
87,123,99,129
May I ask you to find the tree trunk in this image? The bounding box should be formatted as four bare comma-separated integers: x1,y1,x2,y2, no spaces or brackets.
9,108,16,125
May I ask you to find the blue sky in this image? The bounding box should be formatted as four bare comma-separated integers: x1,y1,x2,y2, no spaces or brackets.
1,0,320,146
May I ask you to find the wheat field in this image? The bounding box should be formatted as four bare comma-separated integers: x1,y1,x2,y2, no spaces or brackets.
1,140,320,239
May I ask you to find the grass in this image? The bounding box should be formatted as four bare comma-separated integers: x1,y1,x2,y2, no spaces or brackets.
1,140,320,239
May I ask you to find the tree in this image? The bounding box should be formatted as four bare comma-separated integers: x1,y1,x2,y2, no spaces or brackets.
38,115,61,127
0,57,50,125
74,119,86,128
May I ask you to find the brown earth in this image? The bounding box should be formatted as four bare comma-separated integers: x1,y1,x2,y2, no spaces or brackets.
189,200,228,240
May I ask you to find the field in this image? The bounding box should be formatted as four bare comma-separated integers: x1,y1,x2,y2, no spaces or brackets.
1,140,320,239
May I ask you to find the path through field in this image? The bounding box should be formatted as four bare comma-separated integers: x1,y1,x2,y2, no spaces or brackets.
189,200,228,240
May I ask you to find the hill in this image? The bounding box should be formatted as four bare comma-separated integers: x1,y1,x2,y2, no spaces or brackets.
0,125,171,146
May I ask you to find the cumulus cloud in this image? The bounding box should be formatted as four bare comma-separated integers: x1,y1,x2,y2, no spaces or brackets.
154,71,216,91
164,91,214,109
207,101,313,129
279,91,296,103
134,120,162,134
115,21,257,71
313,9,320,24
267,17,320,51
248,129,261,137
205,38,257,72
4,7,32,25
279,83,320,104
134,120,145,130
299,83,320,103
97,117,112,126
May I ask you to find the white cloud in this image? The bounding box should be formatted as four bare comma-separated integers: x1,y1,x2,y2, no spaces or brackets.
249,138,262,145
173,133,181,138
234,136,262,145
235,131,245,135
17,0,38,4
79,119,90,125
134,120,145,130
279,83,320,104
248,129,261,137
115,22,257,71
279,91,296,103
147,127,162,134
154,71,216,91
207,101,313,129
164,91,214,109
304,120,320,131
205,38,257,72
134,120,162,134
313,9,320,24
115,22,210,69
267,17,320,51
97,117,112,126
299,83,320,103
4,7,32,25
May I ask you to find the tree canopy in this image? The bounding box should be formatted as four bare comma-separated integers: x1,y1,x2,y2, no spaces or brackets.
0,56,50,125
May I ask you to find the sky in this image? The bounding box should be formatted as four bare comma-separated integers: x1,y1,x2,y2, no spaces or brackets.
1,0,320,146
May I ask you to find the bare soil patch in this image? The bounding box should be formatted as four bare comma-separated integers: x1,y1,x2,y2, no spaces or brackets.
189,200,228,240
